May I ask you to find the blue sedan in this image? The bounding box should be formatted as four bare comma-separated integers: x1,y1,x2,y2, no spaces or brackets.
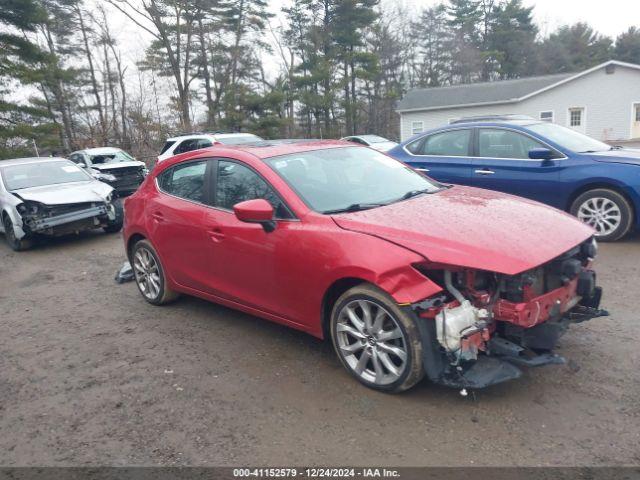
387,118,640,241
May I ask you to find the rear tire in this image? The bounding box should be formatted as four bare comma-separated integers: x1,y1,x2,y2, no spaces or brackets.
3,215,32,251
330,284,424,393
131,239,179,305
570,188,633,242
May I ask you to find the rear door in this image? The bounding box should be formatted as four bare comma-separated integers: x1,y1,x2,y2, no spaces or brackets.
146,158,216,293
471,127,565,205
402,128,474,185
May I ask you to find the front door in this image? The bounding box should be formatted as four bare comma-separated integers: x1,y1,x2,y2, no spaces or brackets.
471,128,565,207
202,159,300,319
403,128,474,185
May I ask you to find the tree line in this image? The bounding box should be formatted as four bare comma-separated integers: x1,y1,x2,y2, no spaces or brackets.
1,0,639,160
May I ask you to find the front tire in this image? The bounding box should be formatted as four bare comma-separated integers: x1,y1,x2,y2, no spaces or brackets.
3,215,32,251
131,239,179,305
570,188,633,242
330,284,425,393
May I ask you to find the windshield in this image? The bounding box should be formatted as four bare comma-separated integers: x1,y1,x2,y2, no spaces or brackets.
217,134,263,146
359,135,390,144
1,161,91,190
527,123,611,153
89,150,136,165
267,147,442,214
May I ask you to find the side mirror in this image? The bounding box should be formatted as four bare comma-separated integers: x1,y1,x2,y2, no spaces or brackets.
528,147,554,161
233,199,276,232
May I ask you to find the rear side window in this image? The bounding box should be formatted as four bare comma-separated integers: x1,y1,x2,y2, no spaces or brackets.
174,139,198,154
158,160,208,203
196,139,213,149
160,141,176,155
216,160,292,219
420,129,471,156
478,129,545,159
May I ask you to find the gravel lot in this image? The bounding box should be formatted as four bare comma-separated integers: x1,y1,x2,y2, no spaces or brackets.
1,230,639,467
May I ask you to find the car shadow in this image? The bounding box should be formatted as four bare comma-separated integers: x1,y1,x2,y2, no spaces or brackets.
0,229,118,253
160,294,532,402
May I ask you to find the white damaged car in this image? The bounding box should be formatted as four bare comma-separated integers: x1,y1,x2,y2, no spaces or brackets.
0,157,123,251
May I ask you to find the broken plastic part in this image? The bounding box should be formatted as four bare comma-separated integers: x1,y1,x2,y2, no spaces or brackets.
115,261,134,284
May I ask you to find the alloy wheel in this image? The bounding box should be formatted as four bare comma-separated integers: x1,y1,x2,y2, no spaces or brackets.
335,299,408,386
577,197,622,237
133,247,162,300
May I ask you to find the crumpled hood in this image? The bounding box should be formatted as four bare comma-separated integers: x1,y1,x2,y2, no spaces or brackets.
590,149,640,166
11,181,113,205
332,186,594,275
91,160,145,171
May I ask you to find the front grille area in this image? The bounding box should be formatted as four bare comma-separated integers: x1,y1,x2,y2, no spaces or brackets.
42,202,102,217
108,167,145,192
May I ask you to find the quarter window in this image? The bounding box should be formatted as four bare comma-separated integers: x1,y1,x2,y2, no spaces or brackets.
216,160,292,219
160,141,176,155
478,129,546,159
158,160,208,203
419,129,471,156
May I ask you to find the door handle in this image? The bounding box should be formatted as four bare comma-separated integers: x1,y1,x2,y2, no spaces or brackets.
207,227,225,242
474,169,495,175
415,167,430,173
151,211,164,222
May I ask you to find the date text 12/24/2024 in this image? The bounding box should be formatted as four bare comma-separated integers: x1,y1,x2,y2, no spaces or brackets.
233,468,400,478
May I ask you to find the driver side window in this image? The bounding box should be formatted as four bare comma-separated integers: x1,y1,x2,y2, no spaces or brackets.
478,128,547,159
216,160,293,219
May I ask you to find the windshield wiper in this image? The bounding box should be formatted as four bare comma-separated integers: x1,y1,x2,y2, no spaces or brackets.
399,188,432,201
610,145,623,150
323,203,387,214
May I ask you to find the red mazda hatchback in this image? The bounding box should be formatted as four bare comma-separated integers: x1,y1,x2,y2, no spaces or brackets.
123,141,608,392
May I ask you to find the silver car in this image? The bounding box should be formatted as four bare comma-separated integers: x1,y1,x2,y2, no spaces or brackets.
0,157,123,251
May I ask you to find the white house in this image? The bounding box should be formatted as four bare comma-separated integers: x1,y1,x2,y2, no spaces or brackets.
397,60,640,143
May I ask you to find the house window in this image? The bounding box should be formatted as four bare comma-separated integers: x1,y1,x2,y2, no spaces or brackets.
411,121,424,135
569,108,584,127
540,111,554,122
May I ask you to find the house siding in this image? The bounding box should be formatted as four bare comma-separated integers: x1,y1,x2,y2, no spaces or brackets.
399,65,640,142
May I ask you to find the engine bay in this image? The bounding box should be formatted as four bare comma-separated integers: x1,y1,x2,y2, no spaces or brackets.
411,237,608,389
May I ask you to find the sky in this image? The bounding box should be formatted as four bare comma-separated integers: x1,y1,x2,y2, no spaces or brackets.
104,0,640,72
392,0,640,39
92,0,639,121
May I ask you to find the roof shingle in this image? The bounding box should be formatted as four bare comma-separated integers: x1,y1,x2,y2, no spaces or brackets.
397,73,574,112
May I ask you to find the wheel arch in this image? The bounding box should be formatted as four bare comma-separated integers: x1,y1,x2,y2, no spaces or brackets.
126,233,147,261
320,277,368,340
567,182,636,224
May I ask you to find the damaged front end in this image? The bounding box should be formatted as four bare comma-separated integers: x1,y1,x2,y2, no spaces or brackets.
16,199,117,238
408,237,608,390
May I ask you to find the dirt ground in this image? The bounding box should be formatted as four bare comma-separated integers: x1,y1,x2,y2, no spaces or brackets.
0,230,639,467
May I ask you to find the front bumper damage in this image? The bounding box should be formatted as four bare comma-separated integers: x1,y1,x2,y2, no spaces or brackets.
407,260,609,391
19,204,115,238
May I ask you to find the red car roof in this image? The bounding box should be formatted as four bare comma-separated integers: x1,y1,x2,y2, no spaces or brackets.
232,140,352,159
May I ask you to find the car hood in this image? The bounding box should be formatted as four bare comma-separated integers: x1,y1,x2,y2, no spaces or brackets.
331,186,593,275
11,181,113,205
91,160,145,171
590,149,640,166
